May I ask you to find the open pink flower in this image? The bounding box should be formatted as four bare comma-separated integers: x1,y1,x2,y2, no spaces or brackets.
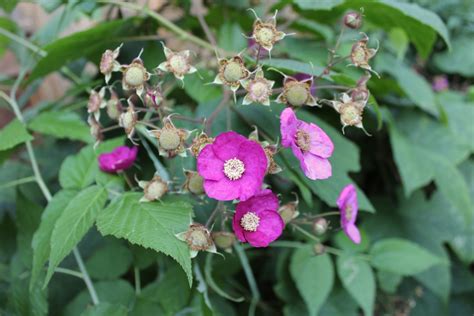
280,108,334,180
197,131,267,201
98,146,138,173
337,184,361,244
232,189,284,247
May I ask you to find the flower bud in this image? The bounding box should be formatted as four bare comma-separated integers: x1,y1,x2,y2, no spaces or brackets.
276,77,317,107
106,92,122,121
145,87,163,109
190,132,214,157
183,171,204,195
122,58,150,96
313,243,326,255
250,9,286,52
350,87,369,102
87,88,106,120
119,100,138,140
100,44,122,83
313,218,328,235
278,200,299,224
157,44,197,82
138,175,168,202
176,223,216,258
87,115,103,147
350,34,378,75
344,12,362,29
212,231,236,250
151,120,189,158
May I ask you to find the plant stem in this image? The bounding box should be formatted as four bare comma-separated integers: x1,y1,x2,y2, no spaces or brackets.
234,243,260,316
191,0,217,47
205,201,223,228
205,90,230,135
134,267,141,295
0,176,37,190
0,92,99,306
291,224,320,242
54,267,84,279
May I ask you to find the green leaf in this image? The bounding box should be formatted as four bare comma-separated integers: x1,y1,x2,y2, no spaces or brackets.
28,19,138,82
183,70,221,103
434,36,474,76
377,54,438,116
369,238,442,276
30,190,79,289
218,22,247,52
96,192,194,286
45,185,107,286
85,240,133,280
260,58,325,76
333,229,370,253
28,111,91,143
376,270,402,294
294,0,344,10
336,255,375,316
81,303,128,316
0,119,33,151
290,246,334,316
59,146,98,189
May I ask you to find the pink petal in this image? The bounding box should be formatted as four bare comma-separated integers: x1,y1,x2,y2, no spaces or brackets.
232,211,247,242
238,140,267,178
280,108,298,148
236,189,279,214
337,184,358,225
212,131,247,161
299,122,334,158
301,153,332,180
244,210,284,247
238,175,264,201
203,177,241,201
344,223,361,244
197,144,225,181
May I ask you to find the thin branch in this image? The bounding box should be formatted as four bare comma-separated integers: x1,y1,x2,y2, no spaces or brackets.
191,0,217,47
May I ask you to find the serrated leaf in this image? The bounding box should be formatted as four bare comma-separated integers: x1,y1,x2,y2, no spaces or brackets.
369,238,442,275
95,192,194,286
0,119,33,151
45,185,107,286
290,246,334,316
336,255,375,316
30,189,78,290
28,111,91,143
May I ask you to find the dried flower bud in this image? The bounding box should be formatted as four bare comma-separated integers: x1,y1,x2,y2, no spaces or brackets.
157,43,196,82
190,132,214,157
87,115,103,148
183,170,204,195
138,174,168,202
119,99,138,141
264,144,282,175
213,56,250,100
350,33,379,76
313,243,326,255
330,93,370,135
87,88,106,120
250,9,287,52
351,86,369,102
212,231,236,251
100,43,122,84
344,12,362,29
313,218,328,235
241,68,274,106
122,57,150,97
276,76,318,107
176,223,217,258
278,199,299,224
106,92,122,121
145,87,164,109
151,119,189,158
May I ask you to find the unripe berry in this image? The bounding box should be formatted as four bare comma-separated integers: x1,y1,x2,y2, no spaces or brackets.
212,232,236,250
286,83,309,106
223,61,245,83
159,129,181,151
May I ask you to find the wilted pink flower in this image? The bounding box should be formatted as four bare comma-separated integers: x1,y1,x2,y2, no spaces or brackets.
280,108,334,180
337,184,361,244
98,146,138,173
432,75,449,92
197,131,267,201
232,189,284,247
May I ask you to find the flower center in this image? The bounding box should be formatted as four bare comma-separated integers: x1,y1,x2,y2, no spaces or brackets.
223,158,245,180
159,129,181,150
255,26,274,44
351,44,367,65
223,61,243,83
125,65,145,87
295,130,311,152
286,84,309,106
169,55,189,74
241,212,260,232
250,81,268,99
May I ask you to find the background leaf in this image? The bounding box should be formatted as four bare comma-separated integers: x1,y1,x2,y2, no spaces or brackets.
0,119,33,151
28,111,91,143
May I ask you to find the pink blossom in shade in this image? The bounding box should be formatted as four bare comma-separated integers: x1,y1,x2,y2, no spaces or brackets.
293,73,316,96
280,108,334,180
337,184,361,244
432,75,449,92
197,131,267,201
232,189,284,247
98,146,138,173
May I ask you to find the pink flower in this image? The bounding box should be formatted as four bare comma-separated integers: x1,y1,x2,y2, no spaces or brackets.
197,131,267,201
280,108,334,180
98,146,138,173
337,184,361,244
432,75,449,92
232,189,284,247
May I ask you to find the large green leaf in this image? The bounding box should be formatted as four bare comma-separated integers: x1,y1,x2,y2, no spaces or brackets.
30,190,79,290
336,254,375,316
45,185,107,286
290,246,334,316
28,18,137,82
0,119,33,151
28,111,91,143
85,240,133,280
95,192,194,286
294,0,344,10
434,35,474,77
369,238,442,276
